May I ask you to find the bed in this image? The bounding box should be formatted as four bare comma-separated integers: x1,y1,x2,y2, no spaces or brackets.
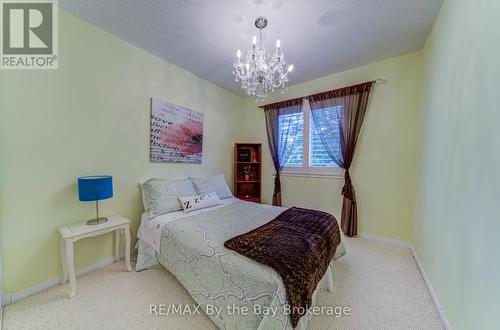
136,196,346,330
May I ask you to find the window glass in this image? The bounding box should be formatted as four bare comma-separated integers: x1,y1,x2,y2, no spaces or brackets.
309,107,340,167
279,112,304,167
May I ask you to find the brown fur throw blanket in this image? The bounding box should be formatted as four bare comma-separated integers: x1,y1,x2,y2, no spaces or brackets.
224,207,341,328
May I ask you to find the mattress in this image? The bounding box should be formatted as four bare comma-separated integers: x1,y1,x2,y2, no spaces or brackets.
136,199,345,329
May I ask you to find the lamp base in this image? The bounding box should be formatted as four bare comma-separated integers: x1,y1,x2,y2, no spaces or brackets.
87,217,108,225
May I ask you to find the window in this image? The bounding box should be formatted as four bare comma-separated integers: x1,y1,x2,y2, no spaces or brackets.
309,105,340,167
280,99,343,177
278,111,304,167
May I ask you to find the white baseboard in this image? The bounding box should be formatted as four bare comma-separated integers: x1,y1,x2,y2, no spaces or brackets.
357,233,451,330
2,254,130,305
358,232,411,248
410,246,451,330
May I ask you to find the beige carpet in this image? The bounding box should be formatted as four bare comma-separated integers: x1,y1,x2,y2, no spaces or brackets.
3,237,444,330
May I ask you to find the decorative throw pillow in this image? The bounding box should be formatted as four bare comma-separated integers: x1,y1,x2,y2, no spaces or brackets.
141,178,197,216
178,192,222,213
190,174,233,199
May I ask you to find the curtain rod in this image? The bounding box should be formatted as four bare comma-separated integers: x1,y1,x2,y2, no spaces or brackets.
259,79,383,109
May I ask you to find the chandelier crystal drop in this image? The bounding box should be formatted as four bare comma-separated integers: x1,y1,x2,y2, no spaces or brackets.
232,17,294,101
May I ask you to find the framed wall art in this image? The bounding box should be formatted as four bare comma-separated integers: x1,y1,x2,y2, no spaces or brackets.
150,97,203,163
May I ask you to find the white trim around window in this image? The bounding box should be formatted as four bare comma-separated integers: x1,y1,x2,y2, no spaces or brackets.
280,98,344,179
279,167,344,179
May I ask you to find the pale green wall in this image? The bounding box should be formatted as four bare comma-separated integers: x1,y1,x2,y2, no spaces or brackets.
241,52,423,242
0,11,244,293
415,0,500,329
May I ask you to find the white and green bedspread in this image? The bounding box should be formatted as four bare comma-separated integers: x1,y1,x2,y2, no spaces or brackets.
137,199,346,330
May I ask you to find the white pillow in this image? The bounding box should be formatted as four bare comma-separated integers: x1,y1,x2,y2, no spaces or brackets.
190,174,233,199
178,193,222,213
141,178,197,216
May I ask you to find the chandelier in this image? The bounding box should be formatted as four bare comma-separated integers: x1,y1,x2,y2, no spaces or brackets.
232,17,294,101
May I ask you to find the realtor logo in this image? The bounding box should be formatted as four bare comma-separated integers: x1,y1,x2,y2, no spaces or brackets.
1,0,58,69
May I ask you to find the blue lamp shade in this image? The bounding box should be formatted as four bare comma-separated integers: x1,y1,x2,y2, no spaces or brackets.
78,176,113,202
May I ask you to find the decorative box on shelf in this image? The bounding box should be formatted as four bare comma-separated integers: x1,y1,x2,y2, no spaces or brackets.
234,143,262,203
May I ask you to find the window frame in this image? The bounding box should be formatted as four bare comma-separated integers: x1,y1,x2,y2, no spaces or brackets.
280,98,344,179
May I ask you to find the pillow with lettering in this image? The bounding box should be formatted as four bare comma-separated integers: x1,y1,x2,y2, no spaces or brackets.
178,192,222,213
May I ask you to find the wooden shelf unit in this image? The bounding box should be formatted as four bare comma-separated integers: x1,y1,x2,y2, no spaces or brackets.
234,143,262,204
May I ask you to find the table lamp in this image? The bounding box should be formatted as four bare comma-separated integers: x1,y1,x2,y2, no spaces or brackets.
78,175,113,225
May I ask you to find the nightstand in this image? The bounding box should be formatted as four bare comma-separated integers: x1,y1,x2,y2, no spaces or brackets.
58,215,132,298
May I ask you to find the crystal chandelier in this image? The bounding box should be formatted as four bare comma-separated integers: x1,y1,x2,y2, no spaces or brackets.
232,17,294,101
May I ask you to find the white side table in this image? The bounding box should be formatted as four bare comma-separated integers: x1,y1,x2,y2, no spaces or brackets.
58,215,132,298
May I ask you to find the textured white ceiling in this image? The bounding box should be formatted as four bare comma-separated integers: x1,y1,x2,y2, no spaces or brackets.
59,0,443,95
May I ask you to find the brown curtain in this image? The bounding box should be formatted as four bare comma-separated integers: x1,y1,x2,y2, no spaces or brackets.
262,98,304,206
308,82,373,236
